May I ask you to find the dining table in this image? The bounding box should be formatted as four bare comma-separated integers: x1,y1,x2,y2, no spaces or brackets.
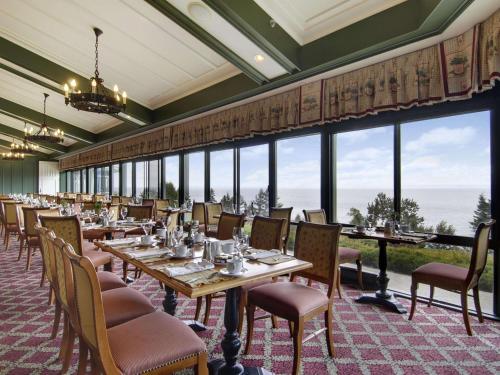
96,239,311,375
341,228,437,313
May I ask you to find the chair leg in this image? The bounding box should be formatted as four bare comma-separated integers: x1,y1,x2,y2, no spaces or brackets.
40,263,46,287
271,315,278,329
5,231,10,249
77,337,89,375
194,297,202,322
194,351,208,375
244,304,256,355
122,261,128,281
61,319,76,373
427,285,434,307
26,245,33,271
408,281,418,321
356,259,363,289
288,320,294,338
292,319,304,375
203,295,212,326
59,312,69,360
461,290,473,336
473,286,483,323
307,279,313,287
325,305,335,357
51,299,62,339
17,238,24,261
336,269,342,299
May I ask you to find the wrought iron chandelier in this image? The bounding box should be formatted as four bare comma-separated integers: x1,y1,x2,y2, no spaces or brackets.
2,139,25,161
25,93,64,144
12,130,39,155
64,27,126,114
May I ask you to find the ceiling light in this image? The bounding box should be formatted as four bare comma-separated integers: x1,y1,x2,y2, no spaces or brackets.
64,27,126,114
188,2,211,22
25,93,64,144
254,54,265,63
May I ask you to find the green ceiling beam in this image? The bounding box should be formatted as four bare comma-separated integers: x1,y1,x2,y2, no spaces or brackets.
202,0,300,73
144,0,269,85
0,138,45,157
0,98,96,145
0,122,68,154
0,37,153,125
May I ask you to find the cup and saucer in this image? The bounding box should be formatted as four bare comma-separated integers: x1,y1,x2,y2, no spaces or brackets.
220,257,246,277
354,225,366,234
139,235,156,247
172,244,191,259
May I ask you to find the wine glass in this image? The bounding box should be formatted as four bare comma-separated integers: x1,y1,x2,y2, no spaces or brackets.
120,207,128,220
174,225,184,245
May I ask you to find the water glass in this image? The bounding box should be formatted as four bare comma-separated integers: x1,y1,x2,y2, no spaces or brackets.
174,225,184,245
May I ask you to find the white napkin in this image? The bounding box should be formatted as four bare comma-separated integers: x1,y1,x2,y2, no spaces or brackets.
102,238,137,246
244,249,281,260
163,260,214,277
125,248,168,259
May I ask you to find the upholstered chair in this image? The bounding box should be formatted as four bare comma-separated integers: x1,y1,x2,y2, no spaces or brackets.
270,207,293,253
205,202,223,236
155,199,172,220
409,220,495,336
303,209,363,295
165,209,180,233
59,197,76,206
39,215,113,271
192,201,206,232
245,222,341,375
111,195,121,205
94,194,105,202
50,235,156,373
120,196,132,205
142,198,155,207
215,212,245,240
3,201,22,249
67,245,208,374
18,207,50,271
122,205,153,279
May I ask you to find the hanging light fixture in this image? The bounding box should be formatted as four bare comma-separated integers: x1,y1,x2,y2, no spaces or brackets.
25,93,64,144
2,138,25,161
18,123,40,154
64,27,126,114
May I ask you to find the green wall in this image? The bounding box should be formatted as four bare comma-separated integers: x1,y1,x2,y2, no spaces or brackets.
0,157,40,194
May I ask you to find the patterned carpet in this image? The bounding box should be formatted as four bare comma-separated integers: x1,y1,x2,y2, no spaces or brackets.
0,240,499,375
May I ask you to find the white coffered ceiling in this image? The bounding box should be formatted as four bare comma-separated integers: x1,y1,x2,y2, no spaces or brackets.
254,0,407,45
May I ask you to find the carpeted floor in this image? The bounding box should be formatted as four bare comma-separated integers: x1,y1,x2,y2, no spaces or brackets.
0,239,499,375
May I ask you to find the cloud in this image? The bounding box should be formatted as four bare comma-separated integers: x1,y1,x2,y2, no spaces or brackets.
277,160,320,188
405,126,475,152
338,127,387,144
403,156,440,170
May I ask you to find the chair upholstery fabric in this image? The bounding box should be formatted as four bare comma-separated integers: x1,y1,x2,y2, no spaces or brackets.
412,262,468,291
97,271,127,291
216,212,245,240
102,287,156,328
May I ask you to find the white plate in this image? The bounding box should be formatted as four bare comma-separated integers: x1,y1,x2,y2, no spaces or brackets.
219,268,246,277
170,252,192,259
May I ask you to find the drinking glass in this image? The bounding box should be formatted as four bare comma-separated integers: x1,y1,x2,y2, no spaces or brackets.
120,207,128,220
174,225,184,245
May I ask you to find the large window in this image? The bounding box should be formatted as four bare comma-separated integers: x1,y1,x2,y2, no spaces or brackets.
186,152,204,203
336,126,394,225
66,171,72,192
210,149,233,210
240,144,269,215
135,161,146,198
277,134,321,221
111,164,120,196
73,170,81,193
122,162,132,197
163,155,179,202
88,168,94,194
148,160,160,198
96,166,110,194
81,169,87,193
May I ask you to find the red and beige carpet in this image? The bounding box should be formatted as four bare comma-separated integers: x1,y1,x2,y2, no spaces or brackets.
0,241,499,374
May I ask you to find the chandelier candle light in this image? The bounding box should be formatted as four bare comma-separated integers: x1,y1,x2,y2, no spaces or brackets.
25,93,64,144
64,27,126,114
2,139,25,161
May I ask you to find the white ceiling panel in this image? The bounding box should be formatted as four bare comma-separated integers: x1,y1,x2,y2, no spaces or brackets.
0,133,53,154
167,0,288,80
254,0,407,45
0,68,121,134
0,0,240,109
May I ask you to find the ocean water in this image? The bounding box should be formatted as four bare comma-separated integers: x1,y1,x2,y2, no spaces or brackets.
191,187,489,237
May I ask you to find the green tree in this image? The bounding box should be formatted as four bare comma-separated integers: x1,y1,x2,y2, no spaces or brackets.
164,182,179,201
253,188,269,216
348,207,365,225
208,188,216,203
184,192,192,208
470,193,491,231
366,192,394,223
220,192,233,212
434,220,456,235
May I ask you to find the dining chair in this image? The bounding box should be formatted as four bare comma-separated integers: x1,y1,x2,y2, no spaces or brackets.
3,201,22,250
111,195,121,205
18,206,50,271
94,194,105,202
303,209,363,295
59,198,76,206
205,202,223,236
39,215,113,271
192,201,206,232
155,199,172,220
142,198,155,207
67,243,208,374
50,234,156,373
245,221,341,375
120,196,132,205
409,220,495,336
270,206,293,253
195,212,246,325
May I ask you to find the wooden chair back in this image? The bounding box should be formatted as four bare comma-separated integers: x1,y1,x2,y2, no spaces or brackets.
293,221,341,299
107,205,119,221
120,196,133,205
48,235,71,312
4,202,19,225
142,199,155,207
60,198,76,206
165,210,180,233
270,207,293,250
155,199,171,219
35,224,55,288
205,202,222,227
39,215,83,256
23,207,50,237
303,209,327,224
216,212,245,240
127,205,153,220
36,208,61,219
467,220,495,288
111,196,121,205
192,202,206,225
94,194,105,202
250,216,285,250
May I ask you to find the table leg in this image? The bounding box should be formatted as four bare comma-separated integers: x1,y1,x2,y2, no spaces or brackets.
162,287,207,332
209,287,272,375
355,240,407,314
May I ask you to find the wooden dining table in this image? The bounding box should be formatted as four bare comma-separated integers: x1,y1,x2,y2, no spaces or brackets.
96,240,311,375
341,228,437,314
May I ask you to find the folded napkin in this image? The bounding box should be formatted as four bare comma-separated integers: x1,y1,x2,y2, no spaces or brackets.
124,248,168,259
162,260,214,277
102,238,137,246
244,249,281,260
